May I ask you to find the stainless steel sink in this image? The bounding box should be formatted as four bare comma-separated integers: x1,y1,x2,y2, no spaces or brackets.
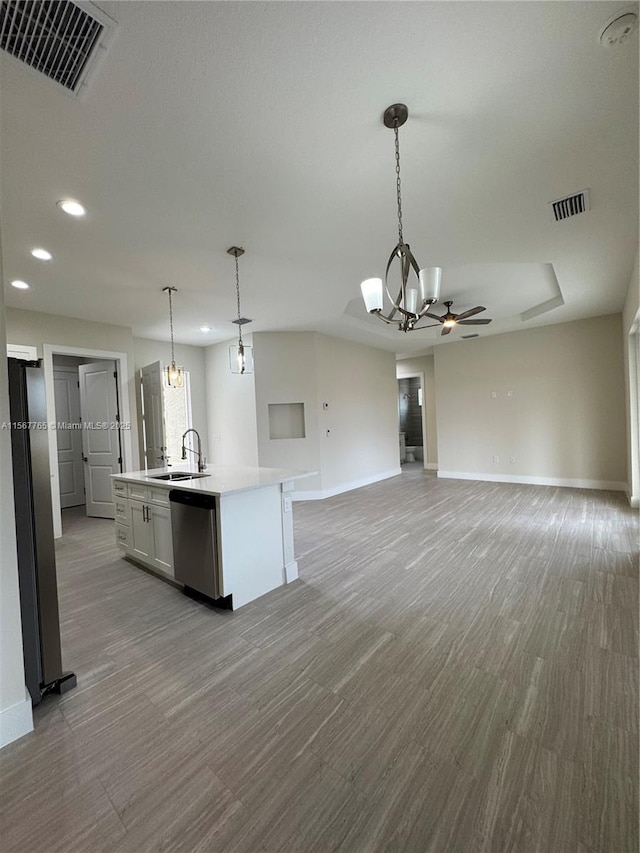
147,472,209,481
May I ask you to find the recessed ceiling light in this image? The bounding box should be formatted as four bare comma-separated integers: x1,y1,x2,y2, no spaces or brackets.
31,247,53,261
11,280,30,290
57,199,86,217
199,326,212,332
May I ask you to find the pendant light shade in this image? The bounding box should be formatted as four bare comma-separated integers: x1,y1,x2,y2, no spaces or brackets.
360,277,384,312
162,286,184,387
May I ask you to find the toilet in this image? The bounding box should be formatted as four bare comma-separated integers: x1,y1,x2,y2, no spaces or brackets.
404,446,424,464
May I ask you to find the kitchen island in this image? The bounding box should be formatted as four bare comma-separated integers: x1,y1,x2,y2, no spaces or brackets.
112,465,312,609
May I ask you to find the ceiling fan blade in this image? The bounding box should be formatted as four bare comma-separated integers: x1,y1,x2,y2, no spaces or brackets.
423,312,444,322
457,318,492,325
441,325,452,336
455,306,485,321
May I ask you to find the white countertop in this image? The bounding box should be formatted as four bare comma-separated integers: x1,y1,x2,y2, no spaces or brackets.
112,465,314,497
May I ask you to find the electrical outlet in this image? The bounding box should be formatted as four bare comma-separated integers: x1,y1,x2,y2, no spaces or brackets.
507,390,514,398
283,496,292,513
493,455,500,463
491,391,498,399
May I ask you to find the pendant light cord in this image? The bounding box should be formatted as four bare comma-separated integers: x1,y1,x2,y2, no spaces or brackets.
168,288,177,365
394,122,404,246
235,253,243,348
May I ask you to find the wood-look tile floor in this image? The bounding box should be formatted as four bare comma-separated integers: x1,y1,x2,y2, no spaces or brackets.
1,465,638,852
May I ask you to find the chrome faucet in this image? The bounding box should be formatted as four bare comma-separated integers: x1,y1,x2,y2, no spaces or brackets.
181,429,207,472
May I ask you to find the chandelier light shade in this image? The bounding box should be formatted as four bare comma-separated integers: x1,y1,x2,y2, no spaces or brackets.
162,286,184,387
228,246,253,375
360,103,443,332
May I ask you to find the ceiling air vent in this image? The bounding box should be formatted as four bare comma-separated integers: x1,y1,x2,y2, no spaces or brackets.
549,189,590,222
0,0,116,96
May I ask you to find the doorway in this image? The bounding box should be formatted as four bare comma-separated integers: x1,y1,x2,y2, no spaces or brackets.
397,376,425,466
43,344,134,539
140,361,192,469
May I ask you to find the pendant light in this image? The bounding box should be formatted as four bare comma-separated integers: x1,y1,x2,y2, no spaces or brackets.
360,104,443,332
228,247,254,374
162,286,184,387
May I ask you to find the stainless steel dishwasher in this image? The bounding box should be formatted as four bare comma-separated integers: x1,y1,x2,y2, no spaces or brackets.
169,490,220,599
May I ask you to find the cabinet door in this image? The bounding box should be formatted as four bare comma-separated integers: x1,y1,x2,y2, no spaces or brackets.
130,501,153,562
149,504,174,575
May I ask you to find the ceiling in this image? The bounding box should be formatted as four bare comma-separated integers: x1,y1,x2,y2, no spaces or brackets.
1,1,638,355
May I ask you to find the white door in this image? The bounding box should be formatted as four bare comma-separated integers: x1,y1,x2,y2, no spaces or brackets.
79,361,121,519
53,367,85,508
141,361,166,469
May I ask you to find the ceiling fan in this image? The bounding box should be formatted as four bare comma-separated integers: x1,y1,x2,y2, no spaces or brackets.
422,301,492,336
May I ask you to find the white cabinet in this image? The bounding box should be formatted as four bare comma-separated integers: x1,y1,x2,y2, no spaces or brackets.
113,479,174,578
149,504,173,573
130,499,153,563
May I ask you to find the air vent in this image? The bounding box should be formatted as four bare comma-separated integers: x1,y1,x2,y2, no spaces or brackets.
461,334,479,339
0,1,115,96
549,189,590,222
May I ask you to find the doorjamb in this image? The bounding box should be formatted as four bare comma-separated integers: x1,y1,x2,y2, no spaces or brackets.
43,344,133,538
628,315,640,508
396,371,430,471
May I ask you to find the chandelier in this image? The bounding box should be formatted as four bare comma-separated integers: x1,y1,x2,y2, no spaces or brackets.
360,104,442,332
162,286,183,387
228,247,254,374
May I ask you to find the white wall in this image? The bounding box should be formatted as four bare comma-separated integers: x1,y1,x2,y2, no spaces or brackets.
434,314,627,490
205,336,258,468
253,332,322,493
133,337,208,465
396,353,438,468
253,332,399,498
5,308,140,467
622,250,640,505
314,334,399,495
0,245,33,748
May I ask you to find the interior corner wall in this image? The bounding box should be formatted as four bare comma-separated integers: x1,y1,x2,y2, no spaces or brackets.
5,308,140,467
396,354,438,467
133,337,208,467
434,314,627,489
205,336,258,467
314,333,400,496
253,332,322,493
0,250,33,748
622,249,640,504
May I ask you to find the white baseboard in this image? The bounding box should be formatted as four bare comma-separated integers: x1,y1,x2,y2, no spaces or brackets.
0,688,33,750
292,468,401,501
284,560,299,582
437,471,627,492
629,495,639,509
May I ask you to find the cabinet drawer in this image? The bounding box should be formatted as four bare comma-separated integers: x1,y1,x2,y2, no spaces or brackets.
147,486,170,507
113,479,127,496
115,523,131,550
114,498,130,526
127,482,149,502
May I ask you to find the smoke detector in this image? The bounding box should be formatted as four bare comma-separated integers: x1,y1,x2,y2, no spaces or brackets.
599,10,638,46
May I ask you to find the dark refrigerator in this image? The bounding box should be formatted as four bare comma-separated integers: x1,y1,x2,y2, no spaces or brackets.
8,357,76,705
